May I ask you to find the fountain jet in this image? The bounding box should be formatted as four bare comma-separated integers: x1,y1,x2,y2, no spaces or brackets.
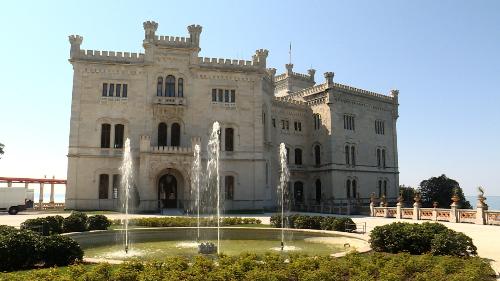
120,138,134,254
278,143,290,251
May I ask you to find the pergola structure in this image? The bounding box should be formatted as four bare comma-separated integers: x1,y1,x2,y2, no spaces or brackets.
0,176,66,210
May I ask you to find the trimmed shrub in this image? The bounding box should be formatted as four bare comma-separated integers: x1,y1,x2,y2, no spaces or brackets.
0,225,17,236
431,229,477,257
113,217,262,228
21,215,64,235
40,235,83,266
370,222,477,257
0,229,41,271
270,215,356,232
88,215,112,231
63,211,88,233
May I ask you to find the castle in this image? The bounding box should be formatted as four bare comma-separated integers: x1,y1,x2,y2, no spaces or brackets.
66,21,399,213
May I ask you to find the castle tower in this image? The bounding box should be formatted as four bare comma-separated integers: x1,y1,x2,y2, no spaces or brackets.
187,24,202,48
143,20,158,42
252,49,269,68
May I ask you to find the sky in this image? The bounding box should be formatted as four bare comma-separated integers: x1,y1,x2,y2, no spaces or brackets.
0,0,499,196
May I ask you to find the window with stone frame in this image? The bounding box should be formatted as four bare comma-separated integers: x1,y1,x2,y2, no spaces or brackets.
102,83,108,97
171,123,181,147
166,75,175,97
178,78,184,97
158,123,167,146
294,148,302,165
114,124,124,148
225,127,234,151
375,120,385,135
343,114,355,130
225,175,235,200
101,124,111,148
112,174,121,199
157,77,163,96
98,174,109,199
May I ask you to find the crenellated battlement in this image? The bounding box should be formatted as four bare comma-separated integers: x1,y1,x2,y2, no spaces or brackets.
197,49,268,71
154,35,196,48
288,83,328,99
333,82,394,101
273,96,308,107
75,49,145,63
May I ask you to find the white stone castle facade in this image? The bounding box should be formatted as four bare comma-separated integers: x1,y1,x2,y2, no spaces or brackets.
66,21,399,212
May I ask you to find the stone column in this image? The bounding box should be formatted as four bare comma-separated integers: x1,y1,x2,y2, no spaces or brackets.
450,195,459,223
39,183,44,210
476,194,487,225
412,193,421,220
50,176,55,204
396,194,403,219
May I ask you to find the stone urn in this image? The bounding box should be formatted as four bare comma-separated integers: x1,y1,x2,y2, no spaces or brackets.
380,195,387,207
432,201,438,208
198,242,217,254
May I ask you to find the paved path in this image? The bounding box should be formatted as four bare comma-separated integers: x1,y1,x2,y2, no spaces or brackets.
1,211,498,277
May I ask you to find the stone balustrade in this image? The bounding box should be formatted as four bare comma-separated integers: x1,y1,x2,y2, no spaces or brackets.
370,195,500,226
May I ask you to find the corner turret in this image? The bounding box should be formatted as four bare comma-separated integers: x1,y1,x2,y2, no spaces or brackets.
252,49,269,68
68,35,83,59
187,24,203,48
285,63,293,75
324,72,334,87
143,21,158,41
308,68,316,82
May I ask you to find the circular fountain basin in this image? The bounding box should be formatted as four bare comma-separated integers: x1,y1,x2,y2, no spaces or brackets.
67,227,368,261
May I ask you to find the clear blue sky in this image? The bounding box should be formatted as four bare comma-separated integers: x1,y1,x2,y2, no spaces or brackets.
0,0,499,196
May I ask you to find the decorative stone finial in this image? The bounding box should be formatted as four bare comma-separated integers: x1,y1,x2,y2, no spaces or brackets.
413,192,421,203
324,72,334,87
187,24,203,46
433,201,438,208
143,21,158,41
477,186,487,208
308,69,316,82
390,89,399,98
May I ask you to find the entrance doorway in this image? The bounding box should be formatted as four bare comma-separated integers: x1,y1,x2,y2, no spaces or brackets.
158,174,177,208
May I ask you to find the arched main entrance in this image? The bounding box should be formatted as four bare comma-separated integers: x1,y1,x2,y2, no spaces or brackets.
158,174,178,208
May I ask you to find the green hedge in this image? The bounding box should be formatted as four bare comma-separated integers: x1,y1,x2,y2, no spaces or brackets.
21,212,112,235
113,217,262,227
0,227,83,271
270,214,356,232
1,252,496,280
370,222,477,257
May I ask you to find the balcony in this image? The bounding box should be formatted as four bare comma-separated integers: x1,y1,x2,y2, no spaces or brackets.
153,96,186,106
151,145,192,155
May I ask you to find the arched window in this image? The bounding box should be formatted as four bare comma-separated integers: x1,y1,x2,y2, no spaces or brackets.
294,148,302,165
171,123,181,147
178,78,184,97
352,179,357,198
157,77,163,96
114,124,124,148
166,75,175,97
225,128,234,151
382,149,386,168
158,123,167,146
98,174,109,199
378,180,382,197
315,179,321,203
345,145,350,165
314,145,321,166
383,180,387,196
286,147,290,164
101,124,111,148
225,175,234,200
351,146,356,166
346,179,351,198
294,181,304,203
377,149,381,167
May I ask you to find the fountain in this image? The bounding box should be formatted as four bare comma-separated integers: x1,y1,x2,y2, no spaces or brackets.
278,143,290,251
191,144,201,241
204,121,221,254
120,138,134,254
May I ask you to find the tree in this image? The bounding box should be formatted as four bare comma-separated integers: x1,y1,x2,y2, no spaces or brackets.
0,143,4,159
399,185,416,207
419,174,471,209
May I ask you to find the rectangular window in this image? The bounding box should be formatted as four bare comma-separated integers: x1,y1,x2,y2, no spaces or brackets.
298,122,302,131
285,120,289,130
281,120,285,129
272,118,276,128
112,174,121,199
225,176,234,200
230,90,235,103
108,83,115,97
122,84,128,98
344,115,355,130
212,89,217,102
218,89,223,102
294,121,298,131
116,84,121,97
102,83,108,97
224,90,230,102
225,128,234,151
98,174,109,199
375,120,385,135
